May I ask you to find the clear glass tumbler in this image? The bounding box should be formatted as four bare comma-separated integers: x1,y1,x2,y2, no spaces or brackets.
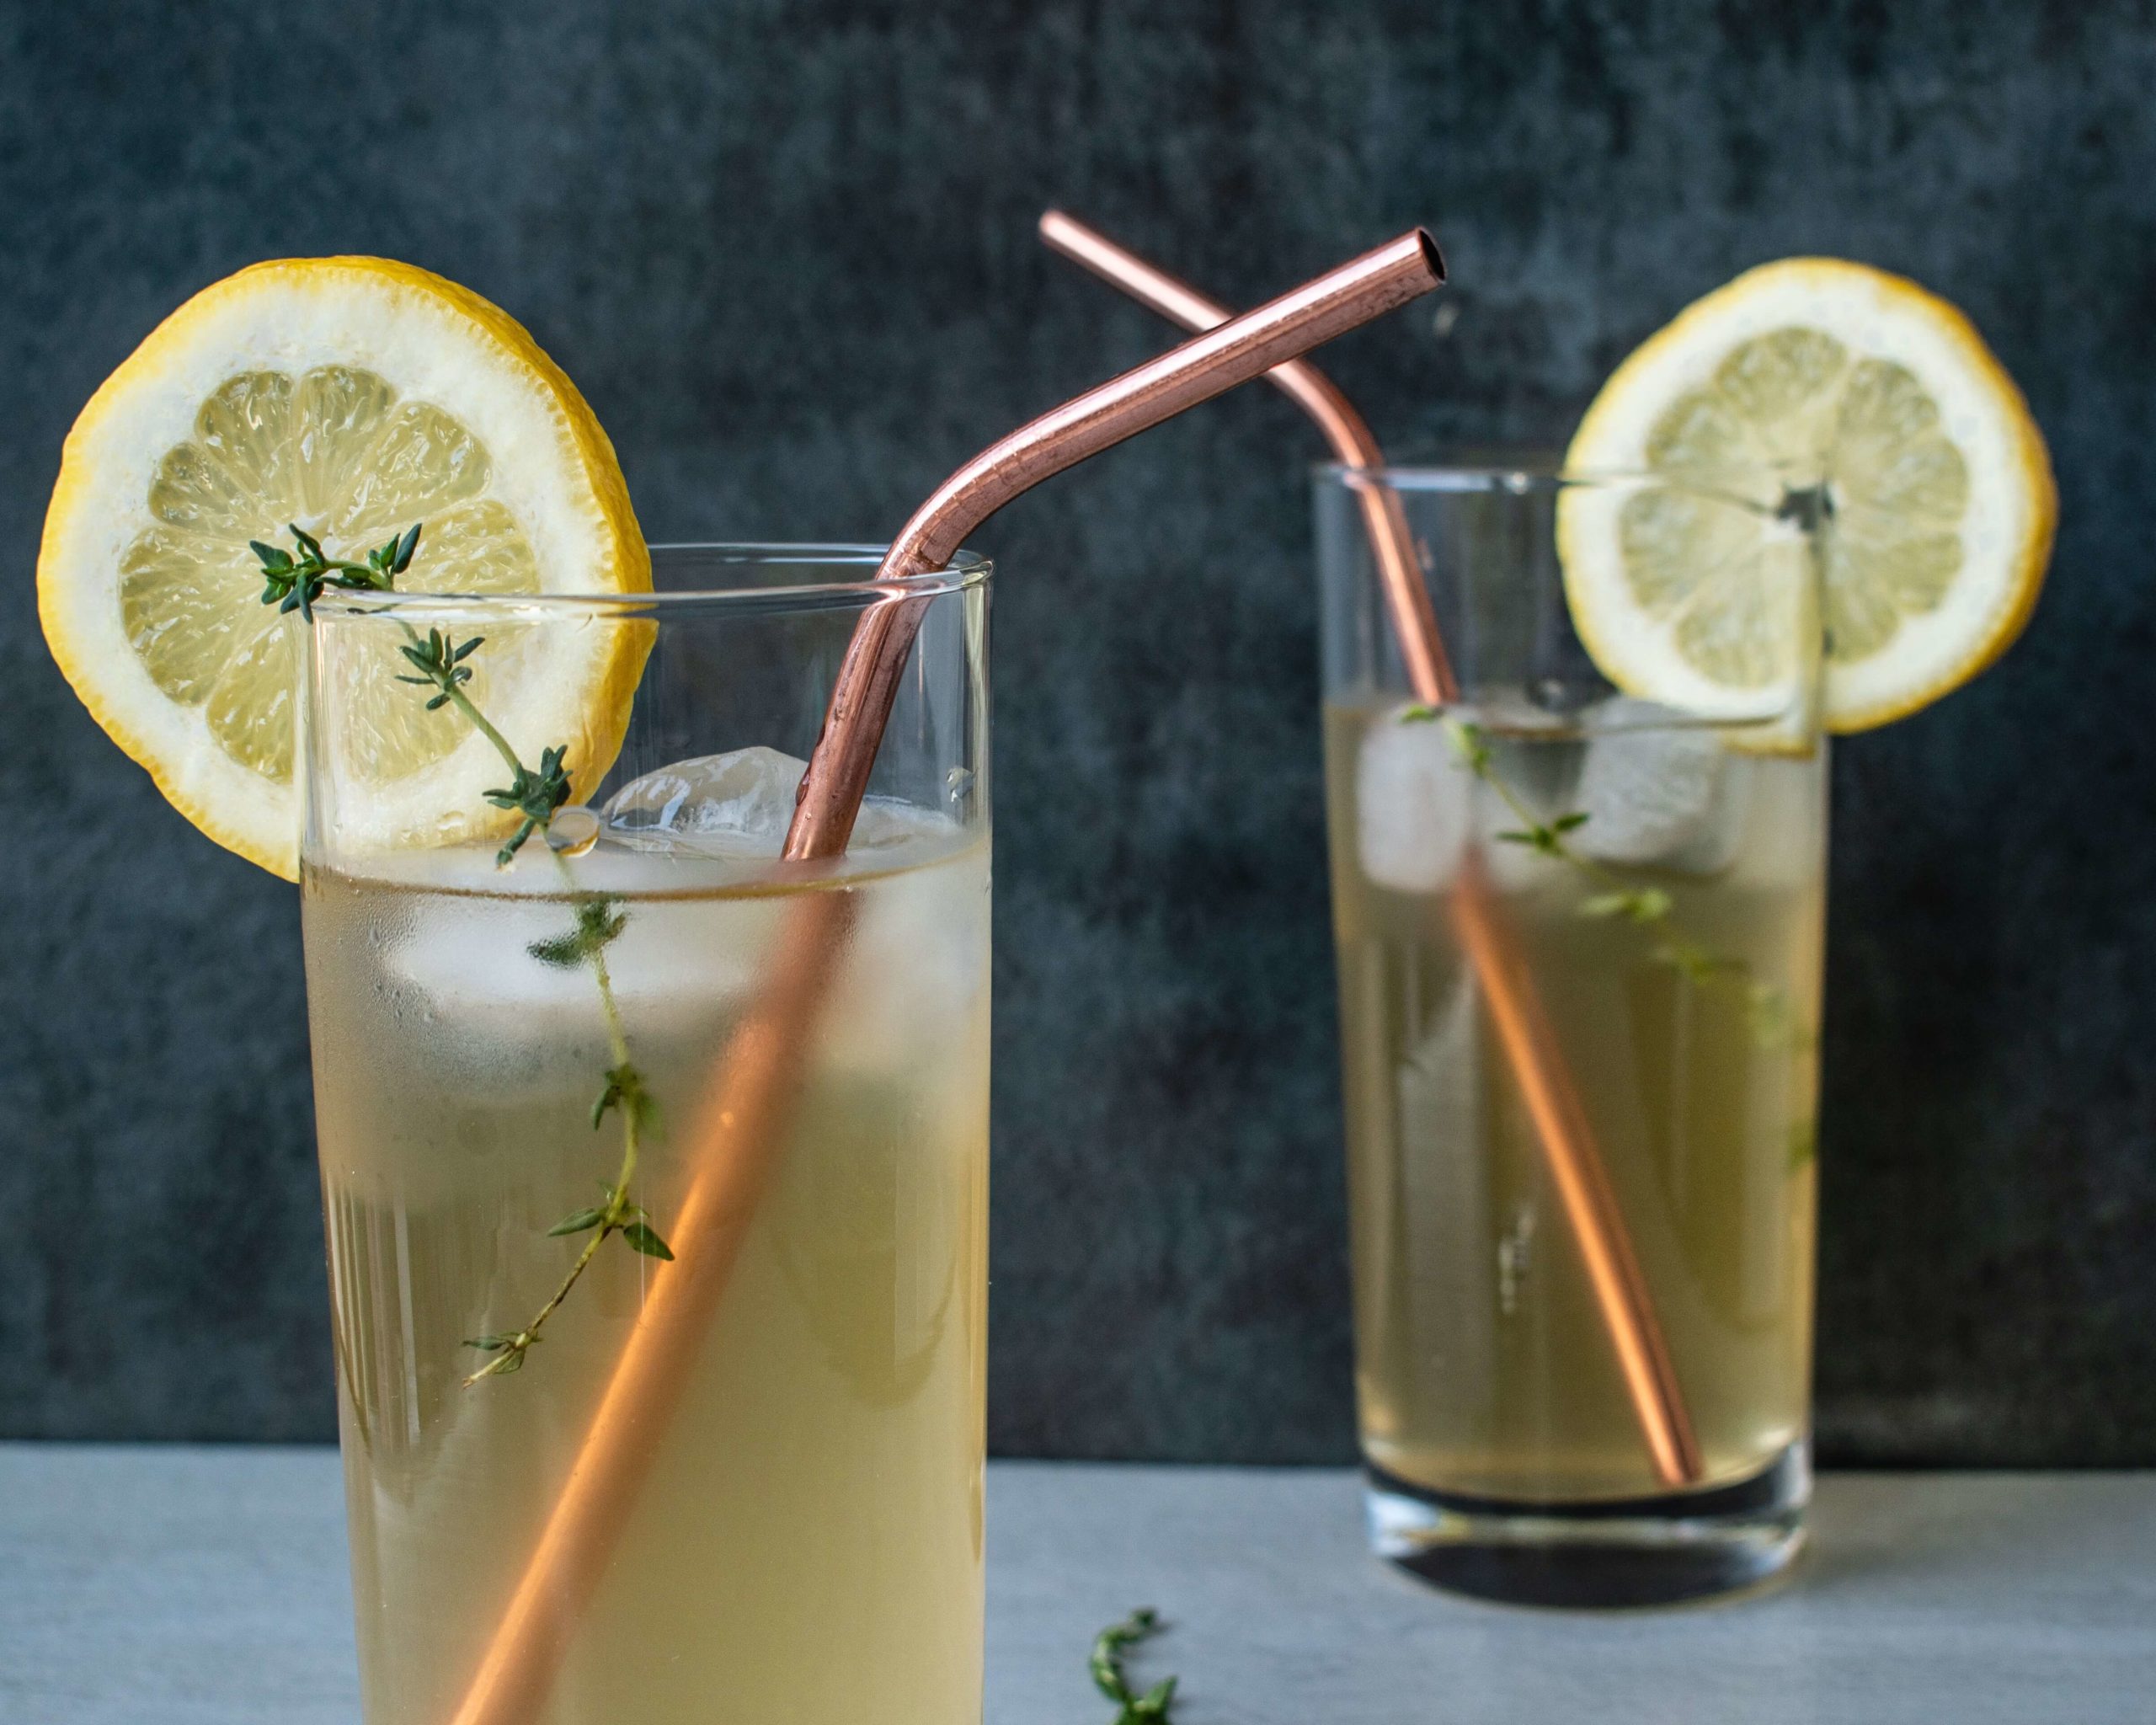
1314,461,1826,1605
300,547,990,1722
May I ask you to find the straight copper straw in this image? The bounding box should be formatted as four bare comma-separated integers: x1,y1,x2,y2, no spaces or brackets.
446,227,1447,1725
1038,210,1703,1489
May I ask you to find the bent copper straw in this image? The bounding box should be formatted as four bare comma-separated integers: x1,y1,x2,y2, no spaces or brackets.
446,227,1447,1725
1038,210,1703,1490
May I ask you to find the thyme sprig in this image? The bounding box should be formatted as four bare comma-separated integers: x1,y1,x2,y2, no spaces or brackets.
462,884,673,1386
254,522,673,1382
1403,705,1788,1039
1091,1609,1178,1725
253,521,419,620
485,748,574,868
392,626,570,866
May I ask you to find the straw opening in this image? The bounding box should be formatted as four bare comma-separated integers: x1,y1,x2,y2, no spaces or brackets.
1413,227,1447,284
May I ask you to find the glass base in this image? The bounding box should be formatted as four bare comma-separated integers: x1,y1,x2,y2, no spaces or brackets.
1364,1440,1809,1608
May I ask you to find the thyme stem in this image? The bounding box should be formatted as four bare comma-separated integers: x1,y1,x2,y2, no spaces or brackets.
442,678,523,781
558,846,633,1071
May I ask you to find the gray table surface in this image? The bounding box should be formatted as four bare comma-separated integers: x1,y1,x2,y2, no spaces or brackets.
1,1447,2149,1724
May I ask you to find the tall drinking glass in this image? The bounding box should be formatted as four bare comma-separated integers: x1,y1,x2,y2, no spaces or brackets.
1315,462,1825,1605
301,547,990,1722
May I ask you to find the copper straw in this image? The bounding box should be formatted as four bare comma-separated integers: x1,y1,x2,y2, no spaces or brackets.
446,228,1447,1725
786,226,1446,856
1038,210,1702,1488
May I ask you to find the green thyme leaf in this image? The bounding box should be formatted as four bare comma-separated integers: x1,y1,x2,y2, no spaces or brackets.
1091,1609,1177,1723
397,628,480,698
529,896,628,969
548,1207,608,1237
590,1061,649,1130
485,745,574,865
622,1220,675,1260
1579,888,1673,924
495,822,537,868
254,522,411,622
1497,824,1567,855
1653,938,1726,984
1439,716,1492,772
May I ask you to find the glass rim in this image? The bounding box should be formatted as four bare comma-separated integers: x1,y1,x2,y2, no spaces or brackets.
315,542,991,621
1315,453,1662,493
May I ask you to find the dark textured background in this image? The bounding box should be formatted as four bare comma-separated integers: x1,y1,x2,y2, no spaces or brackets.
3,1,2149,1463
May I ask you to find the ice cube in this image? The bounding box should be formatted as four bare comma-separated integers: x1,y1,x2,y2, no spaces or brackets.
1571,698,1747,874
850,797,952,852
602,745,808,858
1354,706,1556,894
1356,708,1470,893
601,747,950,861
382,873,764,1025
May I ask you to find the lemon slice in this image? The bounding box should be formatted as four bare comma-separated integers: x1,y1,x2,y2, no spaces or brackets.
1557,258,2055,737
39,256,649,879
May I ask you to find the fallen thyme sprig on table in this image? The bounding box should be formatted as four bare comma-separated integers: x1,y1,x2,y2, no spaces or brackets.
255,522,672,1382
1091,1609,1178,1725
1402,704,1789,1042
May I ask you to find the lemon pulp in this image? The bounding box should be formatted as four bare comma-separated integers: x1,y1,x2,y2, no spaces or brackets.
119,366,543,785
1560,258,2055,735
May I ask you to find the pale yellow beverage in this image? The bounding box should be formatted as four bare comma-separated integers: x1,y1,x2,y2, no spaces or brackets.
303,830,990,1725
1324,697,1824,1503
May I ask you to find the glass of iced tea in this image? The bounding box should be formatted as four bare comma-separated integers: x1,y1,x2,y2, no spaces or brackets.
302,546,990,1723
1314,460,1825,1605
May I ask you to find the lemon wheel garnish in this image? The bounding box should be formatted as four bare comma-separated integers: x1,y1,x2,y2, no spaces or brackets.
39,256,649,880
1557,258,2055,738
